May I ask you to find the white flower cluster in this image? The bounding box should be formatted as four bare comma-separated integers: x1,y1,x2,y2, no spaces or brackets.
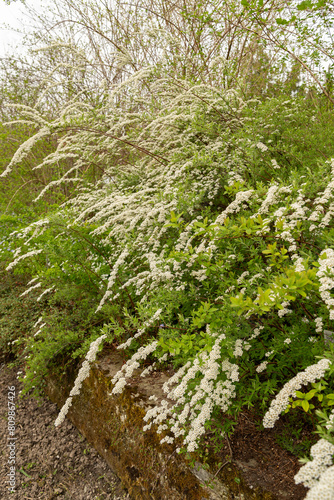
20,282,41,297
36,286,55,302
249,325,264,340
215,189,254,225
295,409,334,497
315,317,324,333
110,340,158,395
288,190,309,222
141,334,239,452
96,247,129,313
237,271,249,284
34,323,46,337
295,438,334,489
256,141,268,152
6,249,43,271
317,249,334,320
54,333,107,427
256,361,268,373
233,339,243,357
33,316,43,328
33,166,83,203
251,185,293,226
257,184,279,214
278,227,296,253
326,410,334,431
304,465,334,500
140,353,168,378
319,202,334,230
233,338,251,357
0,126,50,178
294,257,305,273
277,301,292,317
117,308,162,350
308,160,334,230
248,273,263,285
263,358,331,428
27,277,39,285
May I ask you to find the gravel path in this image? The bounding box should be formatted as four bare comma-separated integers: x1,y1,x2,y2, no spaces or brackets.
0,364,130,500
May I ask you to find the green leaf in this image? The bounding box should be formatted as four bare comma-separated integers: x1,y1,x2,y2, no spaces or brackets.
305,390,317,400
276,17,289,25
20,468,32,478
302,400,310,412
297,0,313,9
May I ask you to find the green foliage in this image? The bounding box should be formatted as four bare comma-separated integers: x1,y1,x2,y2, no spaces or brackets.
1,0,334,482
285,380,334,414
3,86,334,457
275,416,316,457
0,265,43,364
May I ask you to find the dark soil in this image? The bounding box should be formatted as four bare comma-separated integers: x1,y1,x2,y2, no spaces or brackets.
0,364,130,500
213,410,310,499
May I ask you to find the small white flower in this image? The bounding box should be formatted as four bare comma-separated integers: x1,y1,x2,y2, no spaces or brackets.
256,361,268,373
256,142,268,152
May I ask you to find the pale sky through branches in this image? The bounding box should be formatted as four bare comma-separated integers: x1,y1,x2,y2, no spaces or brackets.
0,0,46,57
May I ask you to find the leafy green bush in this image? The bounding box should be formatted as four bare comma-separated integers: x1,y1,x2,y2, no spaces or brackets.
1,0,334,496
2,77,334,456
0,264,42,364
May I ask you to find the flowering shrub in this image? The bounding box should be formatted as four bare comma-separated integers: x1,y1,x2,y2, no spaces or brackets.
1,1,334,495
2,73,334,459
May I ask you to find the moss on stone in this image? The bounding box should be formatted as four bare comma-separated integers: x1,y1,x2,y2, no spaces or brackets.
45,353,276,499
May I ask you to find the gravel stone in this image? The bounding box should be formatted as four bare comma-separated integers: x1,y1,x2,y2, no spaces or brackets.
0,364,130,500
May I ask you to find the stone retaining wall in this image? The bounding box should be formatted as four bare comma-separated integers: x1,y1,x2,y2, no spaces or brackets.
45,351,274,500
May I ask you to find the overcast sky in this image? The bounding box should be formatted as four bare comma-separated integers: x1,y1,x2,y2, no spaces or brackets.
0,0,45,57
